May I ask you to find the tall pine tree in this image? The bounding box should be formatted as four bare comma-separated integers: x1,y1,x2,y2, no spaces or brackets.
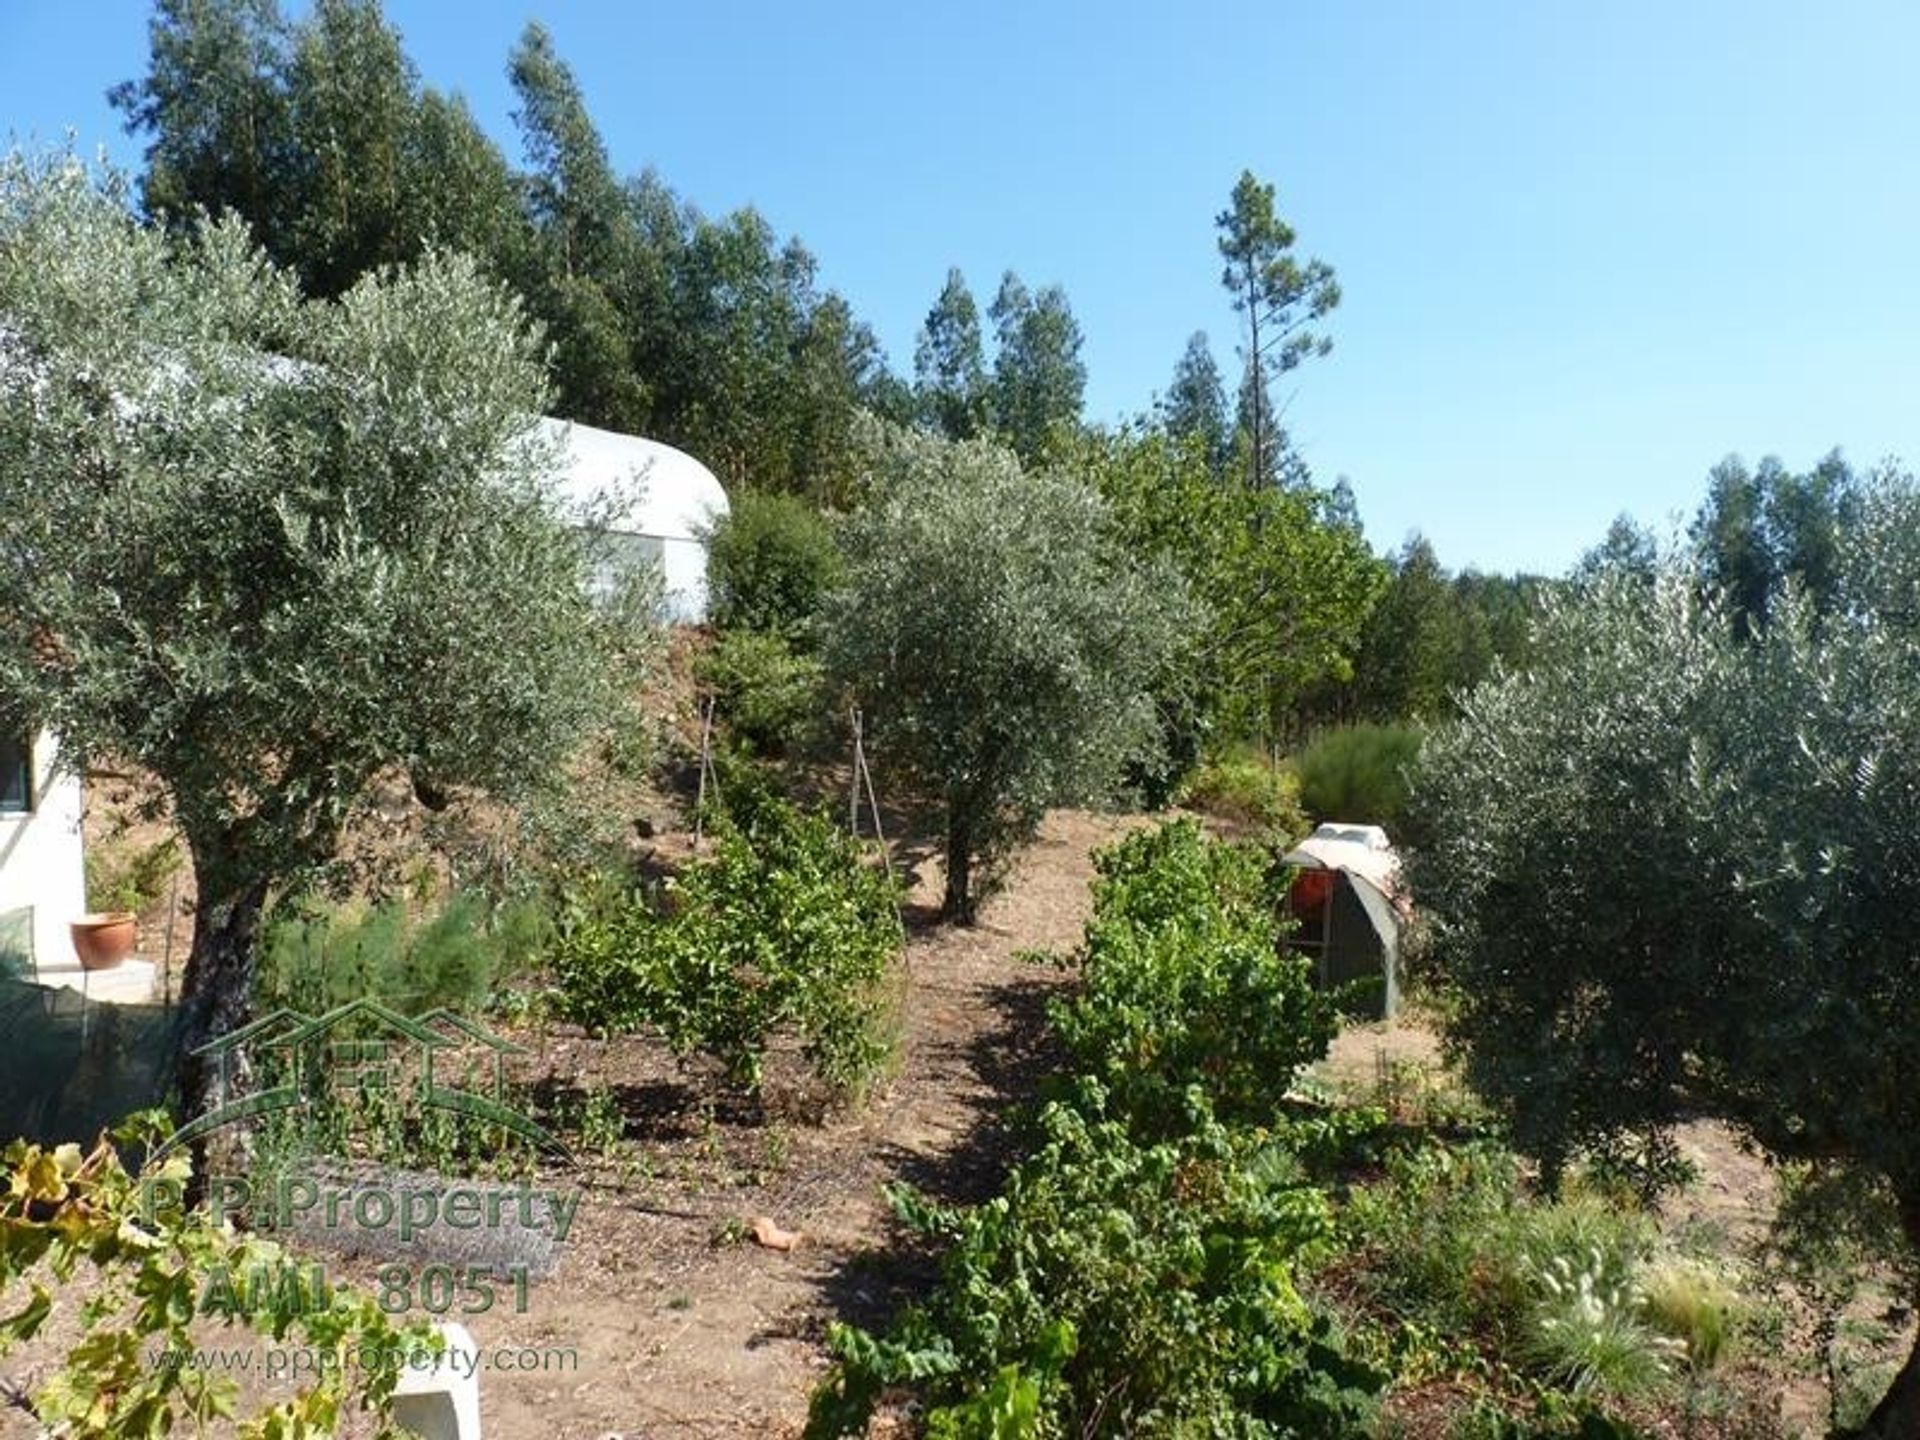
1216,170,1339,489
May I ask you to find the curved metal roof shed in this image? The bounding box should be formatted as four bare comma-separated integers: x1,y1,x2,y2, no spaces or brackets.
1283,823,1405,1019
536,417,730,623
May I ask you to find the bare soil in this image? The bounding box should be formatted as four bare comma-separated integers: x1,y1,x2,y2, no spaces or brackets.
460,809,1138,1440
37,774,1887,1439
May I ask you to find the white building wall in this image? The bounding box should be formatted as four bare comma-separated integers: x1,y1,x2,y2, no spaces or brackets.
659,535,711,624
0,732,86,973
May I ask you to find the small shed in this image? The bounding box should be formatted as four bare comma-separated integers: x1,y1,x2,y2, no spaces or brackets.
537,418,730,624
1282,822,1405,1019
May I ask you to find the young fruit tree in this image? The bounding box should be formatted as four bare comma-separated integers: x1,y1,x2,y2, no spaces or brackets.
0,152,616,1122
1404,481,1920,1436
825,420,1190,923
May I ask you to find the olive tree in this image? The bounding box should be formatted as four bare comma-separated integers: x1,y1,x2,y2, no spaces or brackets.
1405,474,1920,1434
825,421,1190,922
0,153,614,1119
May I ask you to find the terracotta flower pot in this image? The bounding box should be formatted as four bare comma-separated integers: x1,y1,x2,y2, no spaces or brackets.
71,912,137,971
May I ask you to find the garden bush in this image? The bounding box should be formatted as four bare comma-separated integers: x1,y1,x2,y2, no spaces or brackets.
550,790,902,1099
1335,1139,1703,1401
693,628,827,757
809,820,1378,1436
704,489,844,643
1292,722,1422,824
0,1119,423,1436
83,835,182,915
256,889,550,1017
808,1093,1381,1438
1174,749,1308,837
1052,820,1337,1137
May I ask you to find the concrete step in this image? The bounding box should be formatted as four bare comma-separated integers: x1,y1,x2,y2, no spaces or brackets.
32,958,159,1006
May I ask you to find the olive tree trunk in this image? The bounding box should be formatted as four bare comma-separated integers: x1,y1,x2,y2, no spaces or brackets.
174,866,271,1128
941,820,976,926
1861,1203,1920,1438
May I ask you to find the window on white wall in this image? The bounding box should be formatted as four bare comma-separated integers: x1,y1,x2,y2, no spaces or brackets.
0,735,30,814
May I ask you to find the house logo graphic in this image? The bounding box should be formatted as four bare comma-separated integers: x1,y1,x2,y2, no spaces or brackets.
156,998,567,1159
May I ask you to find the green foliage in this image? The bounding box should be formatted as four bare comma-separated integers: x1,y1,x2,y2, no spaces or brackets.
83,836,182,916
694,630,827,757
1053,821,1338,1137
1079,425,1383,753
810,821,1377,1437
1216,169,1340,490
1526,1250,1677,1396
0,150,625,1110
1292,723,1422,824
1638,1259,1742,1372
551,791,901,1098
1160,331,1231,477
1406,493,1920,1301
559,1083,627,1157
987,271,1086,465
1299,537,1543,732
703,490,845,644
0,1120,423,1437
825,420,1192,921
810,1098,1380,1439
256,890,549,1016
913,267,990,441
1401,507,1920,1424
1338,1140,1694,1402
1175,751,1308,837
1689,450,1857,639
112,5,899,503
112,0,533,301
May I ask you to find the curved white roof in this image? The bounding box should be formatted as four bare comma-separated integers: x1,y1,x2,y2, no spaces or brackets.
1282,823,1401,898
536,416,729,543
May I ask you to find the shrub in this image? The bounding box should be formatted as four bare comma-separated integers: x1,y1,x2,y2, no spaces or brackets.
1337,1138,1703,1400
693,629,826,757
1292,723,1422,824
256,889,550,1017
551,791,902,1099
1,1121,423,1435
1176,750,1308,836
1527,1249,1677,1396
1053,820,1337,1136
704,489,844,643
808,1096,1382,1438
83,836,181,915
1639,1259,1742,1371
809,818,1380,1437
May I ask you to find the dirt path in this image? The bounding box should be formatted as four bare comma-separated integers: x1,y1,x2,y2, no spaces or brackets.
473,810,1131,1440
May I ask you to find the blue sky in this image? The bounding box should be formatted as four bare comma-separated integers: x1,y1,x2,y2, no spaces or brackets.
5,1,1917,574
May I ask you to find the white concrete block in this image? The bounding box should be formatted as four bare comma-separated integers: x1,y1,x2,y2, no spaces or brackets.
392,1321,482,1440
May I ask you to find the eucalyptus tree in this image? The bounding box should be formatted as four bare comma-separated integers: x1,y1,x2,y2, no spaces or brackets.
1407,479,1920,1434
0,153,617,1119
1690,450,1857,637
987,271,1086,464
1161,331,1231,477
507,20,648,431
114,0,529,302
109,0,292,244
912,268,989,441
826,422,1190,922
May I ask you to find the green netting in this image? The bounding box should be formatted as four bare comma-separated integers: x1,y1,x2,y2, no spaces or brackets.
0,978,181,1143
